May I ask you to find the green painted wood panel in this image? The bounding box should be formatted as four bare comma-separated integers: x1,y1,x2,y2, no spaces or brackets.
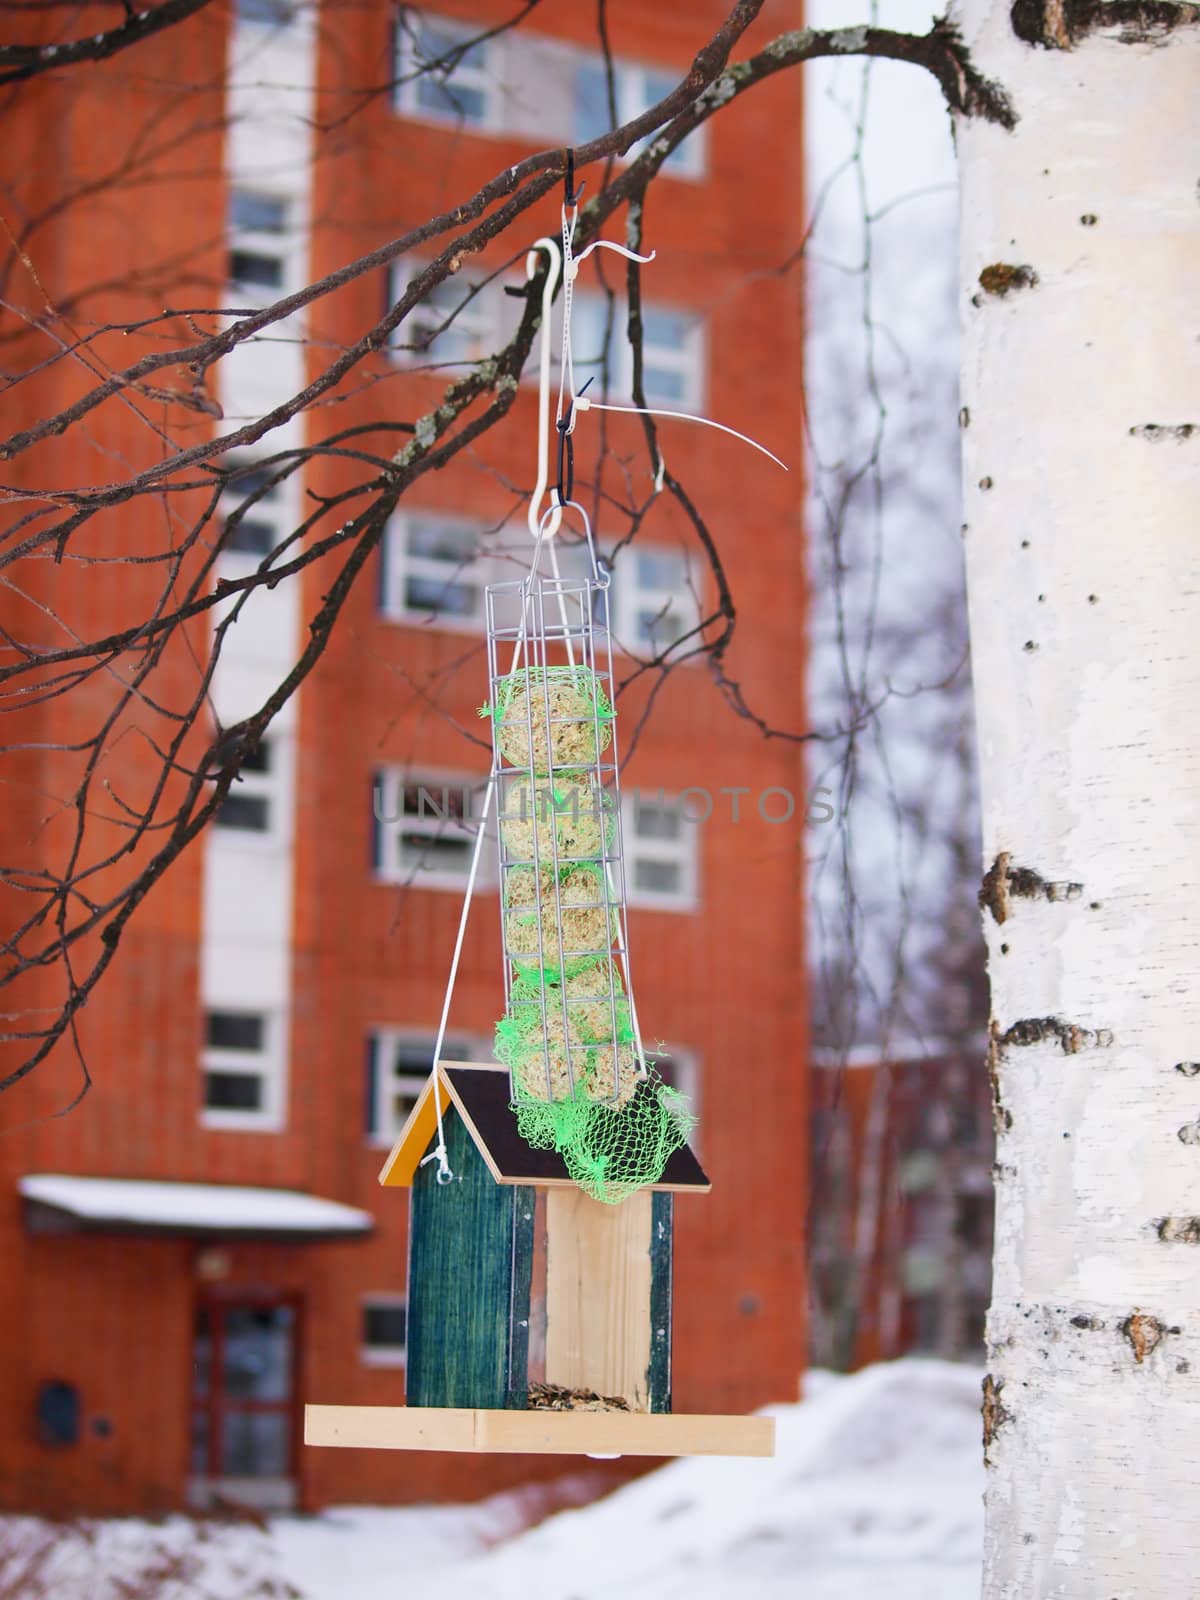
406,1115,534,1409
648,1191,673,1413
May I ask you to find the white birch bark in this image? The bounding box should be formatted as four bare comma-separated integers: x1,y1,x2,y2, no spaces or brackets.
953,3,1200,1594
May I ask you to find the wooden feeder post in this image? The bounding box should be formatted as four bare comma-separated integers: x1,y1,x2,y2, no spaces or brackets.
306,1064,774,1458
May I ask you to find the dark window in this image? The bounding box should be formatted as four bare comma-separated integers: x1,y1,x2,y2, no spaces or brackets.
229,249,284,289
398,830,473,872
634,858,681,894
206,1011,265,1052
223,516,277,557
204,1072,263,1111
239,741,271,775
228,192,288,235
36,1381,80,1447
225,459,281,503
216,792,270,832
363,1300,407,1353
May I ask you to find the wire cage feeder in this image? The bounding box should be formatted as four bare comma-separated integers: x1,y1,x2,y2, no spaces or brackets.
306,188,776,1462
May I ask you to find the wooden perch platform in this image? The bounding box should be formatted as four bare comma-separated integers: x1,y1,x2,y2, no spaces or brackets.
304,1404,775,1458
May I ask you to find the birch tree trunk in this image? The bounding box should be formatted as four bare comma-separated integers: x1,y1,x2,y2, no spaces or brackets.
954,3,1200,1593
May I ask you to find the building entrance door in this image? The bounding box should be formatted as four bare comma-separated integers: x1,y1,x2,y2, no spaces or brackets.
190,1296,300,1511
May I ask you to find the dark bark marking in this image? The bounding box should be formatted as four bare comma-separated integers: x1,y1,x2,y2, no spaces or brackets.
1013,0,1200,47
979,262,1039,295
1119,1312,1178,1362
1070,1312,1105,1329
1129,423,1196,441
1154,1216,1200,1243
1001,1016,1114,1052
980,852,1083,924
1175,1062,1200,1077
987,1022,1014,1133
982,1375,1012,1458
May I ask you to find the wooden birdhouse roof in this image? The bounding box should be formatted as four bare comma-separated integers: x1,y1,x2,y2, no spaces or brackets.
378,1062,710,1192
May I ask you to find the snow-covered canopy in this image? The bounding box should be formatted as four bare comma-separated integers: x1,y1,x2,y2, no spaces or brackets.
18,1174,373,1239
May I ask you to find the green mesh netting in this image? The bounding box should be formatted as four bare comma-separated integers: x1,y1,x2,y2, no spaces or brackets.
494,970,694,1204
515,1069,695,1206
480,664,614,775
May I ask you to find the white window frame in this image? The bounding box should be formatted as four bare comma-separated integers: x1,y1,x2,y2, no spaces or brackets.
560,289,705,411
610,543,702,658
201,1007,286,1132
226,188,295,305
621,790,700,912
574,56,707,182
393,10,501,132
555,538,702,660
380,511,496,632
388,260,499,370
212,735,284,844
361,1295,409,1368
373,769,495,892
366,1027,486,1147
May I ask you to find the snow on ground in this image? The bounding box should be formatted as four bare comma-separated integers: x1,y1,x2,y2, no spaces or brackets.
0,1360,984,1600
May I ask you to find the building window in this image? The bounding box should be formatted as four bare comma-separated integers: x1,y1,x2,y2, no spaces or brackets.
215,739,278,835
574,58,705,180
365,1031,476,1143
554,538,701,660
393,11,498,130
612,544,699,656
227,190,290,302
361,1297,408,1367
221,459,284,559
623,791,699,911
372,772,492,890
235,0,295,24
389,262,496,367
202,1008,282,1126
568,292,704,410
380,513,491,628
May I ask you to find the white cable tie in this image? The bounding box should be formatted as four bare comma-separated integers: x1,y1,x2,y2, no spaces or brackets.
573,396,788,472
573,240,657,269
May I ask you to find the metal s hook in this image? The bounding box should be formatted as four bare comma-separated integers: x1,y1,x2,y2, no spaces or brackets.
525,235,563,540
555,378,593,507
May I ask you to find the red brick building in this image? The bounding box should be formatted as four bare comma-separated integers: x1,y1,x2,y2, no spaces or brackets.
0,0,808,1514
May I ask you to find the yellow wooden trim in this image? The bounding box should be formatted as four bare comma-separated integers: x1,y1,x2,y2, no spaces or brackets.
376,1062,508,1188
305,1404,774,1458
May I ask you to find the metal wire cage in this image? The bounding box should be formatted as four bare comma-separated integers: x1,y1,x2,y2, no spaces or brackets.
484,560,646,1110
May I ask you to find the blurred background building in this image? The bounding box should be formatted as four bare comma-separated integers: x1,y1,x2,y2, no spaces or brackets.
0,0,811,1516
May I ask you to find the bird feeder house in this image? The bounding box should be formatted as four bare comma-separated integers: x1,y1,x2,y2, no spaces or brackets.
306,202,775,1463
306,1062,770,1456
